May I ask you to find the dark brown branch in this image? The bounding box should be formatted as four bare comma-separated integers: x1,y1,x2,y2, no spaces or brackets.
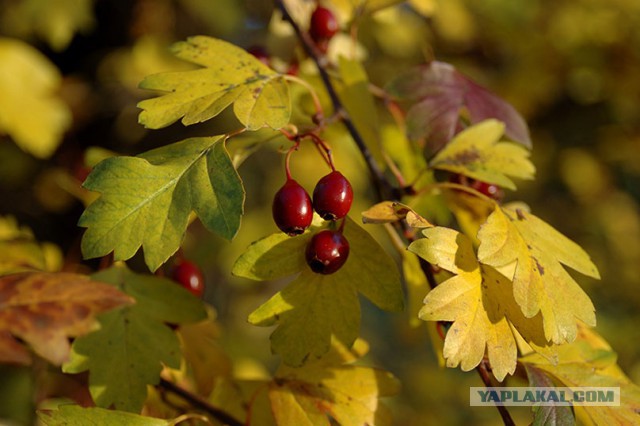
158,378,242,426
275,2,515,426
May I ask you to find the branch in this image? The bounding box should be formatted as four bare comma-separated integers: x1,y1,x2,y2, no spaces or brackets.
158,378,242,426
275,2,516,425
274,0,399,202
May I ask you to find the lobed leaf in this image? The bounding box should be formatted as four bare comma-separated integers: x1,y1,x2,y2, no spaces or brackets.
38,405,169,426
138,36,290,130
79,136,244,272
385,61,530,156
478,206,598,344
409,227,548,381
429,119,535,190
269,339,400,426
520,326,640,426
244,218,403,365
525,364,576,426
0,271,133,366
63,266,206,413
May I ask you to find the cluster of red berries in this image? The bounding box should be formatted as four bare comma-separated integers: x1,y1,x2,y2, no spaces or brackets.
273,170,353,274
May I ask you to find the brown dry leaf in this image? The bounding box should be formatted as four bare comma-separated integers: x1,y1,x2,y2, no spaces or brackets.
0,271,134,365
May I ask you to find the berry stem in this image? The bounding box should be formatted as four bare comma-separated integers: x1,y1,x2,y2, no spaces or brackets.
283,74,325,122
275,0,396,201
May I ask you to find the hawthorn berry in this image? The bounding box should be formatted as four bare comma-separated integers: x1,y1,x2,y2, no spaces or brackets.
172,260,205,298
312,171,353,220
449,173,504,201
309,6,339,43
247,45,270,66
305,229,350,274
272,179,313,236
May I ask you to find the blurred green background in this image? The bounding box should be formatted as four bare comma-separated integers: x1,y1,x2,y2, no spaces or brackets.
0,0,639,425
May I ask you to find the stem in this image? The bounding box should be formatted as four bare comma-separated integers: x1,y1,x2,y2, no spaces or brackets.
276,2,515,425
158,378,242,426
275,0,397,201
476,360,516,426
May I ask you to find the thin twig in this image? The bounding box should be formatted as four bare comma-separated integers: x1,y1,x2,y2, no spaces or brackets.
158,378,242,426
476,360,517,426
274,0,398,202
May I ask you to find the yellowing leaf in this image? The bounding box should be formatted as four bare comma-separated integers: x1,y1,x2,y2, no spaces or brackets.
0,216,62,275
478,206,599,344
38,405,169,426
0,38,71,158
429,119,535,190
242,218,403,365
0,271,133,366
409,227,548,381
79,136,244,272
138,36,290,130
520,326,640,426
361,201,433,227
64,266,207,413
269,339,400,426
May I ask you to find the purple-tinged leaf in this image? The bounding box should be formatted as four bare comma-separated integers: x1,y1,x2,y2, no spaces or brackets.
386,61,531,157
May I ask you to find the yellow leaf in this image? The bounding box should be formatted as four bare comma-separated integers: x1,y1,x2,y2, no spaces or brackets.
520,325,640,425
478,206,598,344
429,119,535,190
138,36,290,131
361,201,433,227
0,38,71,158
0,216,62,275
409,227,548,381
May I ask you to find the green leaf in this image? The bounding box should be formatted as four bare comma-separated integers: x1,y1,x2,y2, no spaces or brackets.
525,365,576,426
79,136,244,272
244,218,403,365
232,232,312,281
335,57,383,165
478,206,598,344
63,266,206,413
429,119,535,190
38,405,169,426
138,36,290,130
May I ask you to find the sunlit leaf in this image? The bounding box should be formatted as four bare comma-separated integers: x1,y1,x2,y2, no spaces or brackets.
138,36,290,130
0,271,133,366
79,136,244,272
38,405,168,426
243,218,403,365
335,56,383,164
385,61,530,155
268,339,400,426
63,266,206,412
0,216,62,275
429,119,535,190
361,201,433,227
0,38,71,158
409,227,548,381
520,326,640,426
478,206,599,344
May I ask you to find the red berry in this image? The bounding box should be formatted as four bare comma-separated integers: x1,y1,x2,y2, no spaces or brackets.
273,179,313,236
172,260,205,298
309,6,339,43
305,230,349,274
449,173,503,201
247,45,270,66
312,171,353,220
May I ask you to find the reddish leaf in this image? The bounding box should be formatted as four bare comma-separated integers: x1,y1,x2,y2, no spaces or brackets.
386,61,531,156
0,272,134,365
